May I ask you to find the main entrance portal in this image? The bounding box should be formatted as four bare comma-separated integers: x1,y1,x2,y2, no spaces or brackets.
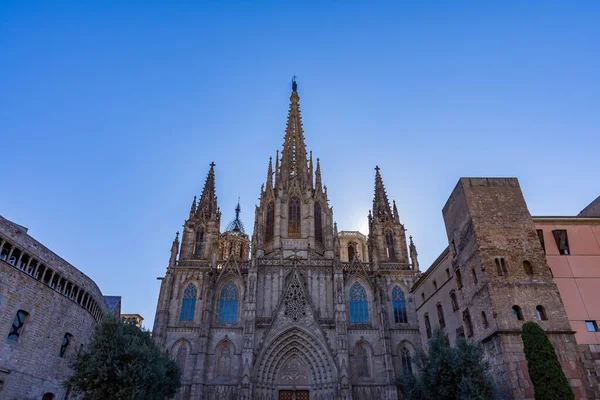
279,390,309,400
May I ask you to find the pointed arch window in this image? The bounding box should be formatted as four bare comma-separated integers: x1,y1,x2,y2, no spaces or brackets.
314,201,323,243
401,347,413,375
356,343,371,378
288,197,301,238
385,231,395,260
349,282,369,324
348,243,355,261
174,342,188,376
218,282,239,323
194,230,204,258
392,286,408,323
180,284,197,321
217,342,232,377
265,202,274,242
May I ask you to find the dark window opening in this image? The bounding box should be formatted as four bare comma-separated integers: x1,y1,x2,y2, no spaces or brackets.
495,258,509,277
194,230,204,258
348,243,355,261
450,291,459,311
437,303,446,328
455,269,463,289
471,267,478,284
463,310,473,337
523,260,534,275
8,310,28,341
482,311,489,328
314,202,323,243
512,305,524,321
401,347,413,375
59,333,73,358
424,313,432,338
553,230,570,255
433,280,437,290
288,197,301,238
265,202,275,242
385,231,395,261
536,305,547,321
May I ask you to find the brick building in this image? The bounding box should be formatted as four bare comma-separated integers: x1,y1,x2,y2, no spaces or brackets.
0,216,108,400
413,179,600,399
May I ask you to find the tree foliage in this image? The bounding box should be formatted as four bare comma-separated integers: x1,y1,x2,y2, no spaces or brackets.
400,327,495,400
521,321,574,400
65,315,180,400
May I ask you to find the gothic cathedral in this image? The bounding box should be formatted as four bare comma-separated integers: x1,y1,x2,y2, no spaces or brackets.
153,80,422,400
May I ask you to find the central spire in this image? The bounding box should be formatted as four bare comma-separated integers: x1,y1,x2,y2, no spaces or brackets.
373,165,393,222
278,78,310,190
197,162,218,219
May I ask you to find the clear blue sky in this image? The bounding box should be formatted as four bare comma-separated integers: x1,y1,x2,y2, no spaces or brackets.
1,1,598,328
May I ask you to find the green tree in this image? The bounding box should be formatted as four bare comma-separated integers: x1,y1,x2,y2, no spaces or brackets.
65,315,180,400
400,327,495,400
521,321,574,400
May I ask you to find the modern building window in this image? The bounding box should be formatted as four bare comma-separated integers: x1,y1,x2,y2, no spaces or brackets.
512,305,524,321
552,230,570,255
392,286,408,324
218,282,239,323
180,284,197,321
59,333,73,358
265,202,275,242
400,347,412,375
424,313,432,338
463,310,473,337
471,267,478,284
455,269,463,289
586,321,599,332
536,305,548,321
314,201,323,243
356,343,371,378
385,231,395,260
194,230,204,258
537,229,546,253
523,260,534,275
450,291,459,311
288,197,301,238
348,243,355,262
437,303,446,328
349,282,369,324
481,311,489,328
8,310,29,341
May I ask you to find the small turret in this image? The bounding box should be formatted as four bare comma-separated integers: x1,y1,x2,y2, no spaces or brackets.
169,232,180,267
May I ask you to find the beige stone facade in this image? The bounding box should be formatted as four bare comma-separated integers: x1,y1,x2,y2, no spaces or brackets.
0,216,107,400
152,82,422,400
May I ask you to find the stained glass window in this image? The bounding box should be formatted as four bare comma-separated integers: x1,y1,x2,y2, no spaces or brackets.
349,283,369,324
392,286,408,323
219,282,239,323
8,310,28,341
401,347,412,375
180,284,197,321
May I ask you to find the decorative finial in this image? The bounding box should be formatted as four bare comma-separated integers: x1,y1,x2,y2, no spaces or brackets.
292,75,297,92
375,165,380,172
176,231,180,240
210,161,216,168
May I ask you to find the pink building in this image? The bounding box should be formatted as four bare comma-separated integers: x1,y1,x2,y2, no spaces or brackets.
534,196,600,345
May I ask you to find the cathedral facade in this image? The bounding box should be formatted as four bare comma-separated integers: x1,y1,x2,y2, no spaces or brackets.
152,81,422,400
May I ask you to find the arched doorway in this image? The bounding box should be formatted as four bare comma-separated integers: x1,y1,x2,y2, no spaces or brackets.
253,328,337,399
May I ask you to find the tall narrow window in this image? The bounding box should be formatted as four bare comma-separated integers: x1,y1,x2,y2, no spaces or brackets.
59,333,73,358
463,310,473,337
194,230,204,258
180,284,197,321
437,303,446,328
348,244,355,262
288,197,301,238
8,310,29,341
265,202,274,242
536,305,547,321
400,347,412,375
455,269,463,289
392,286,408,323
176,344,188,376
471,267,478,284
552,230,570,255
512,305,524,321
217,342,232,377
523,260,534,275
495,258,509,277
424,313,432,338
537,229,546,253
314,202,323,243
218,282,239,323
356,343,371,378
349,282,369,324
385,231,395,260
481,311,489,328
450,291,459,311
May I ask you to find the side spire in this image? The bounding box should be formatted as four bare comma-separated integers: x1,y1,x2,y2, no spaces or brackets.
315,157,322,193
197,162,218,219
373,165,393,222
279,78,309,189
189,195,197,218
266,156,273,193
